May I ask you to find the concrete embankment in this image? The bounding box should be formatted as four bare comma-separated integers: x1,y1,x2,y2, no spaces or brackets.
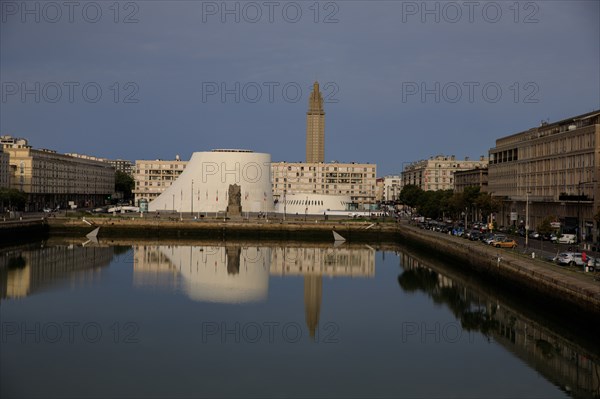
0,219,49,243
46,216,401,243
39,216,600,313
396,222,600,314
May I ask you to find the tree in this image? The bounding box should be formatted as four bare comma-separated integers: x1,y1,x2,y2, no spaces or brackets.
537,216,556,235
399,185,424,209
115,171,134,200
0,188,27,211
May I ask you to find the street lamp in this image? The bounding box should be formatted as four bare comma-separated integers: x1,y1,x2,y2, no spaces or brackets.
283,188,287,222
305,196,308,222
525,191,530,248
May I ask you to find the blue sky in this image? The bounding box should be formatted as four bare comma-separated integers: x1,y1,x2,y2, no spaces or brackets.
1,0,598,175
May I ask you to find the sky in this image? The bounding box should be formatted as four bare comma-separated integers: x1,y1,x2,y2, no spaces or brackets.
1,0,599,176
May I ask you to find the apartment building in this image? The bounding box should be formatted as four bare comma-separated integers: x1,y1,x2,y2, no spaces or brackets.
454,167,488,193
132,157,187,204
0,148,9,189
402,155,489,191
271,161,377,206
2,137,115,210
488,110,600,245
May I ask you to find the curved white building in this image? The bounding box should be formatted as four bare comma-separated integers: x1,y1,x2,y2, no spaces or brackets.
274,193,351,216
149,150,273,213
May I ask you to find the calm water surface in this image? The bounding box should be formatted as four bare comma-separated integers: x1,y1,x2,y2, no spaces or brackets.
1,239,598,398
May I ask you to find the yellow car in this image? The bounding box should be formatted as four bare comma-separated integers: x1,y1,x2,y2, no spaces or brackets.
492,238,518,249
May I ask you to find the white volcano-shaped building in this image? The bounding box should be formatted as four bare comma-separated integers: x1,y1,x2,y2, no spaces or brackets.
149,150,273,213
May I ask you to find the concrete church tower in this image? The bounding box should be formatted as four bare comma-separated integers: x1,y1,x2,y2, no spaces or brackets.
305,81,325,163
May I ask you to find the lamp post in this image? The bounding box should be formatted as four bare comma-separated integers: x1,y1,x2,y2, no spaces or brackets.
305,196,308,222
283,188,287,222
191,179,194,219
525,191,530,248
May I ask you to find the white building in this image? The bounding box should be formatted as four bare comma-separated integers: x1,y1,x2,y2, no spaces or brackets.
274,193,352,216
383,175,402,202
149,149,273,214
271,161,377,207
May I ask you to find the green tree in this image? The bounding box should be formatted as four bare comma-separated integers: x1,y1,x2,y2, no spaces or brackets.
399,185,424,209
115,171,134,200
0,188,27,211
537,216,556,235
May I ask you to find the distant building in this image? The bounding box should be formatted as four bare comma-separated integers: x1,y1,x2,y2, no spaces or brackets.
383,175,402,202
454,167,488,193
375,178,384,202
306,82,325,163
402,155,488,191
488,110,600,244
132,156,187,204
271,161,377,207
110,159,134,176
0,148,9,189
2,136,115,211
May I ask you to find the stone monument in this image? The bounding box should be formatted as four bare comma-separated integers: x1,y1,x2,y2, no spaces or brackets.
227,184,242,216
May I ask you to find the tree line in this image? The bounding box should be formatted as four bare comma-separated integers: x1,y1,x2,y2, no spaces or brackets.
398,185,500,222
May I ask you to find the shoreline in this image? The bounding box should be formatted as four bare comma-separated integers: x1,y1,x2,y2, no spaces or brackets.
3,216,599,314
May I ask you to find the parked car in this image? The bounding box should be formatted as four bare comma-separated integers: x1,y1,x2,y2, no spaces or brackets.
529,231,540,239
541,233,557,242
492,238,518,248
556,252,593,266
469,231,481,241
485,234,506,245
557,234,577,244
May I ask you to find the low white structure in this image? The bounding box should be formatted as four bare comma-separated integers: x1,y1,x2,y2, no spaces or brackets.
149,150,273,214
274,193,352,216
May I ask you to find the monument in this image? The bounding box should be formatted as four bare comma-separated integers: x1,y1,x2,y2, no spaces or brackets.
227,184,242,216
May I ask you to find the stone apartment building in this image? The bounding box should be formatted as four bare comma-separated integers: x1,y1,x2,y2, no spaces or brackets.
402,155,489,191
132,157,188,204
488,110,600,245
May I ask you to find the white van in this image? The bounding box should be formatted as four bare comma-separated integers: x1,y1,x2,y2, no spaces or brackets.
557,234,577,244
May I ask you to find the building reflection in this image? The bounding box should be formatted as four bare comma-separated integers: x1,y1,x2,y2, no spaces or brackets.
133,245,271,303
133,244,375,338
270,246,375,338
0,244,114,300
398,251,600,399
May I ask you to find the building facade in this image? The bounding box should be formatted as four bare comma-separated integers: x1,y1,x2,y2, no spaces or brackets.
402,155,489,191
2,137,115,210
148,150,273,214
271,161,377,207
454,167,488,193
383,175,402,202
488,110,600,245
306,81,325,163
110,159,134,176
0,148,9,189
132,157,187,204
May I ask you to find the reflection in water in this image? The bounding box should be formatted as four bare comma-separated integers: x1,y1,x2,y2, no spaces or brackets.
133,244,375,338
0,244,114,300
304,275,322,339
133,245,271,303
398,250,600,399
